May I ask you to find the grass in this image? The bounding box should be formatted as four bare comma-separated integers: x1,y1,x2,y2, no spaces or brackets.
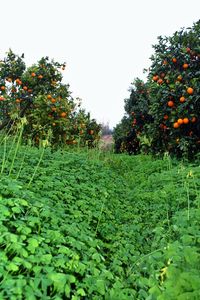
0,136,200,299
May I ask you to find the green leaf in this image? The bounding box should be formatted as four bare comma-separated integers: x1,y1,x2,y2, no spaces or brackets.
65,284,71,297
96,279,105,295
11,206,21,214
27,238,39,253
77,288,86,296
7,262,19,272
48,273,67,291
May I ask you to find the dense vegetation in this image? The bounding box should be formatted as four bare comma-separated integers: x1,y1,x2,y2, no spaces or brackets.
114,20,200,159
0,136,200,299
0,19,200,300
0,50,101,147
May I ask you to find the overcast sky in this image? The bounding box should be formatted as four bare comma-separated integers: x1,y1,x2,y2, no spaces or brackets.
1,0,200,128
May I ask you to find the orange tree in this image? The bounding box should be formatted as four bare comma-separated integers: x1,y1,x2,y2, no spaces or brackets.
147,20,200,158
113,78,151,154
0,50,101,147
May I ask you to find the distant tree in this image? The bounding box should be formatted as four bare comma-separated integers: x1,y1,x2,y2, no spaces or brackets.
101,122,113,135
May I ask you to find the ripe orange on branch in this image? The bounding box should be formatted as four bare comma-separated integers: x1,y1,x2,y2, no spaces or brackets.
187,87,194,94
60,112,67,118
16,79,22,85
168,100,174,107
183,63,189,69
183,118,189,124
157,78,163,85
173,122,179,128
191,117,197,123
179,96,185,103
177,118,183,125
177,75,182,81
153,75,159,81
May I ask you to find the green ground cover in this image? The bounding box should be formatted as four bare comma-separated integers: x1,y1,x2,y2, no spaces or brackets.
0,142,200,299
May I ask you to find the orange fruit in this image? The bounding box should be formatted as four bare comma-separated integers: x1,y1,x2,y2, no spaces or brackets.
31,72,36,77
164,115,168,120
183,63,189,69
1,86,5,91
172,57,177,63
179,96,185,103
160,73,165,78
183,118,189,124
160,124,165,129
177,118,183,125
191,116,197,123
157,78,163,85
47,94,52,100
187,87,193,94
51,98,56,103
173,122,179,128
23,86,28,91
0,96,5,101
153,75,159,81
60,112,67,118
15,99,21,103
90,130,94,135
186,47,191,53
16,79,22,85
163,60,168,65
177,75,182,81
168,100,174,107
38,75,43,79
51,107,56,112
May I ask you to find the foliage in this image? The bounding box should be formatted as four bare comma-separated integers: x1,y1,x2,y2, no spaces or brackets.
113,78,151,154
0,136,200,299
114,20,200,159
147,20,200,158
0,50,101,147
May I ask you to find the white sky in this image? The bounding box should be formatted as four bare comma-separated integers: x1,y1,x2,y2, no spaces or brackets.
1,0,200,128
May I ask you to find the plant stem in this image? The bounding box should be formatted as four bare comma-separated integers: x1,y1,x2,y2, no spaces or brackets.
27,147,45,187
9,126,23,176
0,137,7,176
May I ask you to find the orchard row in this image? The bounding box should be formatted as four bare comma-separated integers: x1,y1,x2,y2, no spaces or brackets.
0,50,101,147
113,20,200,158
